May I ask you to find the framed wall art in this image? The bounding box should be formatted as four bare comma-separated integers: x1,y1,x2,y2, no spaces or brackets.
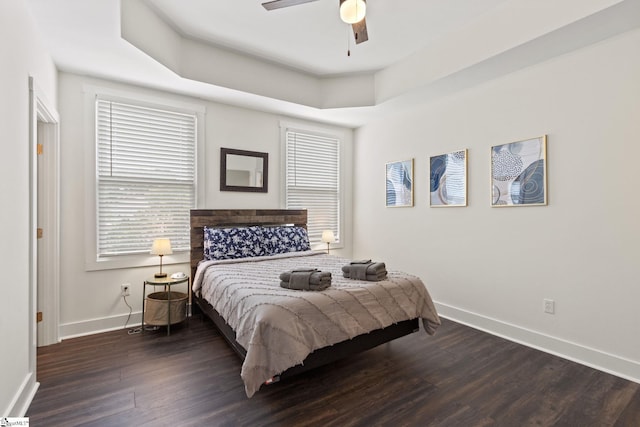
430,149,467,207
385,159,414,207
491,135,547,206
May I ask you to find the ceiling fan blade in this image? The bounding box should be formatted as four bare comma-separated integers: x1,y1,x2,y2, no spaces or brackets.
352,18,368,44
262,0,319,11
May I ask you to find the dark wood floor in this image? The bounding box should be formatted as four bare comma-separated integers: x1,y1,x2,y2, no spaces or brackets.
27,316,640,426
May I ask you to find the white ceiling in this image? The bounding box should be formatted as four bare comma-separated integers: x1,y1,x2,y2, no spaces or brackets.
26,0,638,127
146,0,508,76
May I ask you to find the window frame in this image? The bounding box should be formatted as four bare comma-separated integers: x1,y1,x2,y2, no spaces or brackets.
280,122,345,251
84,85,205,271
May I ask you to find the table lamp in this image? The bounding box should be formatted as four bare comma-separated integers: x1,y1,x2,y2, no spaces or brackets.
150,238,172,278
321,230,335,254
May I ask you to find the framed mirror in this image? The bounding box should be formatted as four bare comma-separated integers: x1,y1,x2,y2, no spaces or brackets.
220,147,268,193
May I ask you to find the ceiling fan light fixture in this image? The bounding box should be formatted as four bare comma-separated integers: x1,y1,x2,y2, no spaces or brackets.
340,0,366,24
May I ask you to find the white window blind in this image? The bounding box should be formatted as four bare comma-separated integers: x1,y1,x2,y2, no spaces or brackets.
96,99,196,257
285,129,340,246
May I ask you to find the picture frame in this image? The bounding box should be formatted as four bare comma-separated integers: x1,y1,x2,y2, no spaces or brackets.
430,149,467,207
385,159,414,207
491,135,547,207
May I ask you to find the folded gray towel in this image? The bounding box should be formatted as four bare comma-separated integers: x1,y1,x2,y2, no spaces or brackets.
342,261,388,281
280,269,332,291
364,271,388,281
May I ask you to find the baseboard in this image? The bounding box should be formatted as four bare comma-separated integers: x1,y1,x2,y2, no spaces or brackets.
435,302,640,384
5,372,39,417
59,312,142,340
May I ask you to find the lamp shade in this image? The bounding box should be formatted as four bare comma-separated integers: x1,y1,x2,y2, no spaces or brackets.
321,230,335,243
150,238,173,256
340,0,366,24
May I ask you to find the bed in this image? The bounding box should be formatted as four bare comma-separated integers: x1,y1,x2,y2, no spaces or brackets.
190,209,440,397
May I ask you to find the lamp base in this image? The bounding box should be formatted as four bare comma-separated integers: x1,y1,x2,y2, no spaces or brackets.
154,272,167,278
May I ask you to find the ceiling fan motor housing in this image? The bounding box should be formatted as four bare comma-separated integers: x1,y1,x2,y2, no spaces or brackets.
262,0,369,44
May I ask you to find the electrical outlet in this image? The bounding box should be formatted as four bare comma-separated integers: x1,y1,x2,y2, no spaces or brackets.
543,299,555,314
121,284,130,297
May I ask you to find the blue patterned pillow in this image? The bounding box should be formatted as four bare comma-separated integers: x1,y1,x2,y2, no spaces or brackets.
203,226,267,260
263,226,311,254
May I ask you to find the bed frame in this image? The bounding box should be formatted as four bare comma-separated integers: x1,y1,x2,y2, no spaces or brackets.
190,209,419,384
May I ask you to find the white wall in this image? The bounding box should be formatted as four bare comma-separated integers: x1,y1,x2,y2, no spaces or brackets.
0,0,57,416
56,72,353,339
353,29,640,381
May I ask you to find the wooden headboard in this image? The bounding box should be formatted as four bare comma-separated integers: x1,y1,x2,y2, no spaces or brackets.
189,209,307,279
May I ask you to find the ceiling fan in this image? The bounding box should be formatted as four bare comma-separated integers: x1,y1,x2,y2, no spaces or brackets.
262,0,369,45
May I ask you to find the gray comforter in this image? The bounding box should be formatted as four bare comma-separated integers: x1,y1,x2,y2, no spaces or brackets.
193,251,440,397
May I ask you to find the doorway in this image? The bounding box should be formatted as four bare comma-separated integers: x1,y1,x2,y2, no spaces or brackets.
29,77,60,353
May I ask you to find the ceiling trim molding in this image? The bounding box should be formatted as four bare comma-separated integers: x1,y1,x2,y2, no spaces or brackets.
122,0,639,113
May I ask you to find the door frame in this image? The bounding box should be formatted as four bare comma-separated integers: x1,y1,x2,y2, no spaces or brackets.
29,76,60,355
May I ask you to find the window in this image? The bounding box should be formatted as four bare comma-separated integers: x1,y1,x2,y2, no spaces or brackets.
96,99,196,258
284,128,340,246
